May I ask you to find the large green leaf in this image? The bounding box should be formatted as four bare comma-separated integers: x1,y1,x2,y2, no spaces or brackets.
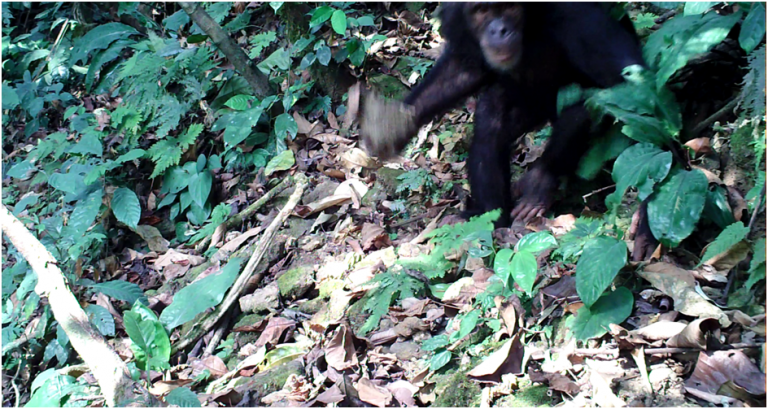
265,150,295,176
2,83,19,110
576,236,628,308
648,168,708,247
683,2,716,15
697,222,749,267
494,248,514,287
71,22,140,64
310,6,334,28
510,251,538,294
570,287,633,340
274,113,298,139
606,143,672,210
651,12,742,89
188,171,213,208
66,189,103,237
739,3,766,53
161,166,191,195
88,280,147,305
331,9,347,34
112,187,141,228
515,231,558,254
159,259,243,330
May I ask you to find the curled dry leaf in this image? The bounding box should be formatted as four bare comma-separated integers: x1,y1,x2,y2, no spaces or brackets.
631,321,687,341
468,334,524,382
325,324,360,371
685,350,766,406
666,317,720,349
685,137,712,156
357,377,393,407
638,263,731,327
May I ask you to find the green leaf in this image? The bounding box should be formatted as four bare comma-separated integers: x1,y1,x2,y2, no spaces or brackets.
570,287,633,340
606,143,672,210
162,166,190,195
703,185,736,228
159,259,243,330
697,222,749,267
2,83,19,110
125,303,171,371
649,1,684,10
331,9,347,34
316,46,332,66
88,280,147,305
510,251,538,294
577,125,634,180
188,171,213,209
430,349,452,371
112,187,141,228
576,236,628,307
493,248,515,287
309,6,334,28
739,3,766,53
85,304,116,337
745,267,766,292
516,231,557,254
70,132,103,156
648,168,708,247
274,113,298,139
422,334,449,352
165,387,201,408
683,2,715,15
225,94,256,111
71,22,140,64
750,238,766,273
651,12,742,89
67,189,103,237
264,150,295,176
457,309,481,340
357,15,375,26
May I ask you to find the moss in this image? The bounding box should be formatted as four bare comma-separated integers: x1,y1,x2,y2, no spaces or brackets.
433,370,482,407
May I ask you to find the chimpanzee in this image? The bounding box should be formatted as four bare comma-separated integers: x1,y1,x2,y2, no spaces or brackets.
357,3,654,257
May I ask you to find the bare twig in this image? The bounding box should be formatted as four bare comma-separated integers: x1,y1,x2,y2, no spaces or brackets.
582,184,616,202
173,174,308,353
691,98,738,136
196,177,295,252
1,206,149,407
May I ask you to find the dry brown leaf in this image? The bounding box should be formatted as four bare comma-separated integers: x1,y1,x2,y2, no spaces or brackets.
357,377,393,407
154,249,205,270
702,241,750,271
361,223,391,251
638,263,730,327
293,111,315,135
134,225,170,253
685,137,712,156
467,334,524,382
190,355,228,378
325,324,360,371
254,316,295,348
631,321,687,341
386,380,419,407
666,317,719,349
685,350,766,406
316,384,345,404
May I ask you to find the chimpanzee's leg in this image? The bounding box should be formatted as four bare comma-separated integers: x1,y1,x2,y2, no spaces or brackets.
511,104,593,221
466,86,540,226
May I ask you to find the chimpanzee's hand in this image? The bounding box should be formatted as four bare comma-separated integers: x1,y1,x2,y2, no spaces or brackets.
348,84,418,160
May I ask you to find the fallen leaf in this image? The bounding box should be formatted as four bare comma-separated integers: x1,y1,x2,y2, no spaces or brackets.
357,377,393,407
468,334,524,382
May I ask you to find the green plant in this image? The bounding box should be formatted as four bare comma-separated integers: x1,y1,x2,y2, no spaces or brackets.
493,231,557,294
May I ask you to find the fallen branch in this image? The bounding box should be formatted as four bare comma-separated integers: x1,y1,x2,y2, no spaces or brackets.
179,2,271,97
172,173,308,353
1,206,150,407
196,177,295,253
